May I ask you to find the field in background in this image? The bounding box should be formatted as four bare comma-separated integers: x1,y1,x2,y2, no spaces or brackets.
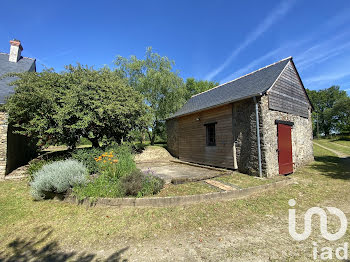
314,137,350,155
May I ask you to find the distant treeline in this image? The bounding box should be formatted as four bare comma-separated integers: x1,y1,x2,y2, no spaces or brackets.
307,86,350,137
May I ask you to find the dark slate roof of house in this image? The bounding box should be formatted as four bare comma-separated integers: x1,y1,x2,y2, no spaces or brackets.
168,57,292,119
0,53,36,104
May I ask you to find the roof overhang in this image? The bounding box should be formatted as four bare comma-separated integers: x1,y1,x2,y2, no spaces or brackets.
165,93,263,120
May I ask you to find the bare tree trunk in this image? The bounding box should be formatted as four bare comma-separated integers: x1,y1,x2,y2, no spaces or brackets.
150,134,156,145
147,131,156,145
89,137,100,148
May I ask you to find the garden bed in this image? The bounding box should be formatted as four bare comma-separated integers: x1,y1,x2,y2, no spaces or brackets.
28,144,165,201
27,144,291,205
62,177,294,207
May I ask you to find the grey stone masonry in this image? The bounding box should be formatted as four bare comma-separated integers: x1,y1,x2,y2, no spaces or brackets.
0,112,8,179
260,95,314,177
232,98,260,176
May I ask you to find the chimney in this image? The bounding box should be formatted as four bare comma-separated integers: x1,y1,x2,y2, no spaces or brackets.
9,39,23,63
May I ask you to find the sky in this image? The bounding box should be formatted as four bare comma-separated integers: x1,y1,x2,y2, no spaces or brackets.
0,0,349,94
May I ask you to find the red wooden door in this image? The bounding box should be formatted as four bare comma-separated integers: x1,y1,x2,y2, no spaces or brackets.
277,123,293,175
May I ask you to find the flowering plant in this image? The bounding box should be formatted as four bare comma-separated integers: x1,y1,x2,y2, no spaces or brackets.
95,151,119,164
94,146,136,179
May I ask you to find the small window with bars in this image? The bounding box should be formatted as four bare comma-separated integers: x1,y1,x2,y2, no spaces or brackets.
205,123,216,146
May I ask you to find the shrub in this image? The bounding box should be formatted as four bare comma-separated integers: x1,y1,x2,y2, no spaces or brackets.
71,145,163,199
120,169,144,196
114,146,136,178
140,174,164,197
132,142,146,153
78,137,92,146
28,154,68,181
30,159,88,200
120,169,164,197
72,174,124,199
27,159,50,181
96,145,136,179
71,147,104,174
73,169,164,199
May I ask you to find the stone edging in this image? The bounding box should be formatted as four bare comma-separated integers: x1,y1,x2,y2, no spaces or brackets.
64,177,294,207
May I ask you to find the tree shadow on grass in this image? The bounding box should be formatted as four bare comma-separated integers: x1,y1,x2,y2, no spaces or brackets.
311,155,350,180
0,227,128,262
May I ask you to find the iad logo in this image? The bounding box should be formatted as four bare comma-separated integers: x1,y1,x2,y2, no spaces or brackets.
288,199,348,260
288,199,347,241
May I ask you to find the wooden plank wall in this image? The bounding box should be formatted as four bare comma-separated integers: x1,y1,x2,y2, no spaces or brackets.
268,62,310,118
178,104,234,169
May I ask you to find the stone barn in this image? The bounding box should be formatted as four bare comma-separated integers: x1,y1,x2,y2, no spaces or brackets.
166,57,314,177
0,40,37,178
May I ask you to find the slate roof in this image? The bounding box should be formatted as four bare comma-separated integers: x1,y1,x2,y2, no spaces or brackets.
0,53,36,104
168,57,292,119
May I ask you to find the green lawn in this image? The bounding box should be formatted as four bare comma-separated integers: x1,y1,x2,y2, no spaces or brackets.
314,138,350,155
214,171,285,188
333,139,350,147
0,143,349,260
155,181,219,197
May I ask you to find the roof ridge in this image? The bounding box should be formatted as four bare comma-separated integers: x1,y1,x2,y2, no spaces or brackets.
22,56,36,61
191,56,293,98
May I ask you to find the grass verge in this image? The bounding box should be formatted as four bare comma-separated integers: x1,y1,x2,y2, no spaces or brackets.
314,138,350,155
214,171,284,188
154,181,219,197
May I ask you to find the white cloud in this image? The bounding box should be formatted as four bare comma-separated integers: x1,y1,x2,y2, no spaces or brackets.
218,34,311,83
204,0,296,80
219,47,283,83
304,71,350,84
295,33,350,71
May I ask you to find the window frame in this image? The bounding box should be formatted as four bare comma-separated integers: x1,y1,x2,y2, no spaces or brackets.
205,122,217,146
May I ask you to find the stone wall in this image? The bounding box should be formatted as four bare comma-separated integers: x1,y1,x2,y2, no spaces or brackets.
260,95,314,177
0,112,8,179
232,98,261,176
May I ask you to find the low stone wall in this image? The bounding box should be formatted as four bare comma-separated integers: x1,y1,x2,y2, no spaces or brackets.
64,177,294,207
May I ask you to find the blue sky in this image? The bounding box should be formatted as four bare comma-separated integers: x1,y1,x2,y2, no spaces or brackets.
1,0,349,93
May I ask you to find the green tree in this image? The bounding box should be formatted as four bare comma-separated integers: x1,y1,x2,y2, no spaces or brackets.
307,86,348,136
332,97,350,134
115,47,185,145
5,65,147,148
184,78,219,100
